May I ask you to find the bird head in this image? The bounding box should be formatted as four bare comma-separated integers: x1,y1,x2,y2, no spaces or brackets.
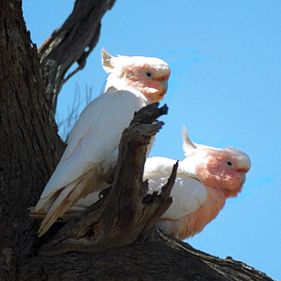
182,127,251,198
101,49,170,103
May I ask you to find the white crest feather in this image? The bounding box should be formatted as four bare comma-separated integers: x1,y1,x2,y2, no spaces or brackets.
101,49,114,72
182,126,197,156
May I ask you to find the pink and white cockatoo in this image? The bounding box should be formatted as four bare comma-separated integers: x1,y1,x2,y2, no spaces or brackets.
71,128,251,240
34,49,170,237
144,128,251,239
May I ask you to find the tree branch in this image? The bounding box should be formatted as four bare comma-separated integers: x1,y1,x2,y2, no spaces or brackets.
39,0,116,117
22,236,274,281
152,230,273,281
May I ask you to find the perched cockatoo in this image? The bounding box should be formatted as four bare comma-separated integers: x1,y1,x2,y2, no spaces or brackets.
72,128,250,240
144,128,251,239
34,50,170,237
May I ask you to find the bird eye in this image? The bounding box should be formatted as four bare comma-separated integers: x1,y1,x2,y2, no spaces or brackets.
145,71,152,77
227,161,232,166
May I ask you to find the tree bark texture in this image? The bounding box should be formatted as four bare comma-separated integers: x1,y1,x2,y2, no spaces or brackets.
20,240,273,281
0,1,275,281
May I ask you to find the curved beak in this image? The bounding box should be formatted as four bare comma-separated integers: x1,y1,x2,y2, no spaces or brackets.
235,157,251,173
160,80,168,96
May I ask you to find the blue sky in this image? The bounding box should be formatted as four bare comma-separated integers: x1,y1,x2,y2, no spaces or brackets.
23,1,281,279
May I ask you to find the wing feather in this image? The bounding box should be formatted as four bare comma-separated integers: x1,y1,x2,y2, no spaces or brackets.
144,157,208,220
35,89,148,214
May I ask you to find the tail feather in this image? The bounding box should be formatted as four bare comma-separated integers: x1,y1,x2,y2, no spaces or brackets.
34,190,61,213
37,180,83,237
30,207,80,221
29,207,47,219
36,167,104,237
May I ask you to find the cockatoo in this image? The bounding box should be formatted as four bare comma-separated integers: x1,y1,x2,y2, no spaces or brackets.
145,128,251,239
34,50,170,237
72,128,251,240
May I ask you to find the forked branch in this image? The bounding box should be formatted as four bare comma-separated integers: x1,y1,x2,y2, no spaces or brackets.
39,0,116,116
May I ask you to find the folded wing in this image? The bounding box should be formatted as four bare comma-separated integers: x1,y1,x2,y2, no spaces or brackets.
35,90,148,236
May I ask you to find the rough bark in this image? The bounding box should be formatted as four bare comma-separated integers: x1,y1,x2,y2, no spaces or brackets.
39,0,116,117
0,0,64,280
20,238,273,281
0,1,274,281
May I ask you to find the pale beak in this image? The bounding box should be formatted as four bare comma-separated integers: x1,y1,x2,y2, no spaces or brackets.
160,80,168,96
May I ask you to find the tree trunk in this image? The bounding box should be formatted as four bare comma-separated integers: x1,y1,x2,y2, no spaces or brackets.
0,0,64,279
0,1,274,281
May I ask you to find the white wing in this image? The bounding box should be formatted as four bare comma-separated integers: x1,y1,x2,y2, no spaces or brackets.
35,89,148,236
37,89,148,207
144,157,177,178
144,157,208,220
162,176,207,219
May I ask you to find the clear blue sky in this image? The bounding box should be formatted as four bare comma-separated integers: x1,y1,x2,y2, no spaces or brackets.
23,1,281,279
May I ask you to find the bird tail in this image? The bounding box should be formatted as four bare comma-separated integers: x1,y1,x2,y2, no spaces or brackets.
37,179,84,237
29,207,80,221
29,207,46,219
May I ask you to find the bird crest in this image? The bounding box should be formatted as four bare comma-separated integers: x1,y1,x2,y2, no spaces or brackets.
182,126,197,157
101,49,114,72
